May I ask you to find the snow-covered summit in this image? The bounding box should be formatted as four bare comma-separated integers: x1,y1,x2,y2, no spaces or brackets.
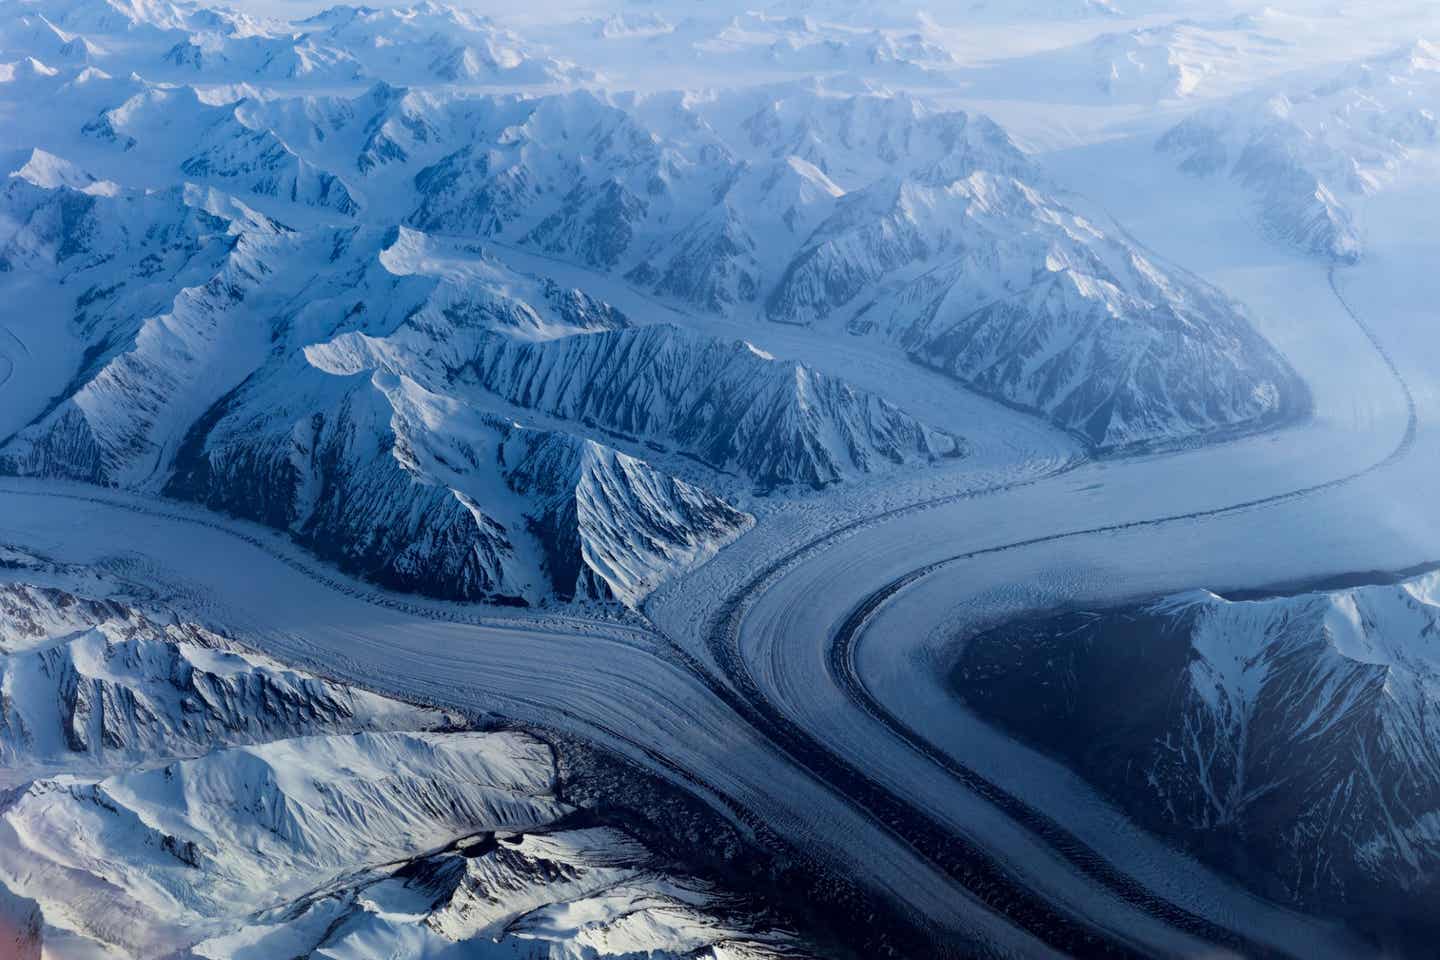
0,0,1312,600
0,578,814,960
1159,39,1440,262
956,570,1440,936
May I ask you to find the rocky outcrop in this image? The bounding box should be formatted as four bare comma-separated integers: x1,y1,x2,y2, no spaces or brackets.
0,582,450,767
457,324,964,490
954,572,1440,939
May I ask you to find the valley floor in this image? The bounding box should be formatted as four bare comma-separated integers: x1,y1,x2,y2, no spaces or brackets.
4,2,1440,953
2,191,1432,951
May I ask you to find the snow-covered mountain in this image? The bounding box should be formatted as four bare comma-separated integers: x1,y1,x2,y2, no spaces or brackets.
393,83,1302,448
429,323,964,487
533,3,959,87
0,154,974,603
289,2,589,86
1158,40,1440,262
953,571,1440,938
0,581,449,774
4,745,806,958
403,85,1035,291
5,0,585,87
167,360,755,606
3,0,1307,464
972,18,1283,104
0,577,812,959
6,0,1438,956
954,0,1124,20
0,180,336,488
0,166,747,606
160,287,958,603
768,171,1304,447
81,82,364,215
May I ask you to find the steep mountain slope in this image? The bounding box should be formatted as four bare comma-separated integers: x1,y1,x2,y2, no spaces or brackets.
251,80,456,179
423,825,803,958
0,0,1313,602
0,579,809,960
0,582,447,773
5,10,1305,457
453,324,965,488
86,83,362,215
311,311,963,489
290,2,588,87
0,181,339,487
0,174,262,453
1,731,806,959
769,172,1304,447
954,571,1440,938
395,83,1303,449
0,175,756,607
1158,40,1440,262
403,85,1034,293
166,362,753,607
11,0,583,87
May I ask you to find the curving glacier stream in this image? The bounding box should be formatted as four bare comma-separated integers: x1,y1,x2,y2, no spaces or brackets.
1,240,1430,958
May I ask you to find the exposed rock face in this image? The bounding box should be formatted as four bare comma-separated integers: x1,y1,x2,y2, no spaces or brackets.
0,180,755,608
394,83,1302,449
953,572,1440,940
505,431,756,606
0,582,450,768
0,886,41,960
772,173,1304,448
457,324,964,489
0,580,810,960
166,361,753,607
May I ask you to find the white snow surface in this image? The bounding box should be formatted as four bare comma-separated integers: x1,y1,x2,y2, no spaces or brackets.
2,0,1440,957
0,581,449,781
1158,39,1440,261
0,579,807,960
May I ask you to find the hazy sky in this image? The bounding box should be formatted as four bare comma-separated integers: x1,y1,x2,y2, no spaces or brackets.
228,0,633,17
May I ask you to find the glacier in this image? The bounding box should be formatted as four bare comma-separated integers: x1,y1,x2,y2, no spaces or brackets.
2,0,1440,956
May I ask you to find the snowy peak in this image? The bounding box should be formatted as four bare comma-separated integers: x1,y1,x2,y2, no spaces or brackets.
397,85,1048,330
0,187,296,487
1159,39,1440,262
0,0,1317,609
769,170,1304,448
9,0,581,87
287,1,586,86
0,582,451,771
460,324,965,490
974,18,1282,105
79,81,364,218
0,577,810,960
9,147,118,195
957,570,1440,931
0,727,566,955
181,114,361,215
503,431,754,606
163,355,751,607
